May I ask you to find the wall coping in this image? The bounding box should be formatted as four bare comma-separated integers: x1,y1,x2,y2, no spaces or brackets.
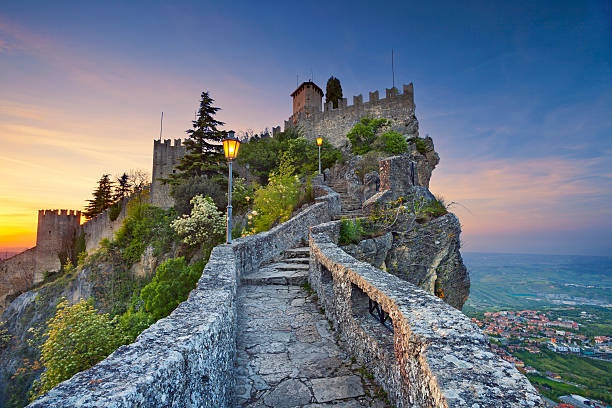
309,225,543,407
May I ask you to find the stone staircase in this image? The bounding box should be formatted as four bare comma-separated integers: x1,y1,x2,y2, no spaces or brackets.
327,180,363,219
241,247,310,286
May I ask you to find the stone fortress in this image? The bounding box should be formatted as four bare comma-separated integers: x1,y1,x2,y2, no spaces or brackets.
2,80,544,407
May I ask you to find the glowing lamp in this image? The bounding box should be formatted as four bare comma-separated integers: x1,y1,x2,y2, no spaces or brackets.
223,130,240,244
223,134,240,161
316,137,323,146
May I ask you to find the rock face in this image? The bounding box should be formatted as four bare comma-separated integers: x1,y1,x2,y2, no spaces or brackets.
406,136,439,189
385,213,469,310
341,232,393,270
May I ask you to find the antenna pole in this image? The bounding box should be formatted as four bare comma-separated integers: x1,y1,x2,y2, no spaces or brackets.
159,112,163,141
392,49,395,89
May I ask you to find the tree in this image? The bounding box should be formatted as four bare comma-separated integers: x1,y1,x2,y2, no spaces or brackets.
170,91,226,182
84,174,115,219
114,173,132,201
325,76,343,109
30,299,124,401
140,257,204,320
127,168,150,190
170,195,225,248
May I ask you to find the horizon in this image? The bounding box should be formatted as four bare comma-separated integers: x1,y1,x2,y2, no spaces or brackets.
1,1,610,256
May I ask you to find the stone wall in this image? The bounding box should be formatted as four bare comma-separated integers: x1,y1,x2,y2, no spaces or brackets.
80,194,135,254
0,248,35,314
151,139,186,209
27,184,341,407
285,84,419,148
309,223,543,408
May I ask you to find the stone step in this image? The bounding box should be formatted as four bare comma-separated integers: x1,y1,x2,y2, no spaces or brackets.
283,247,310,258
281,257,309,265
241,268,308,286
271,262,310,271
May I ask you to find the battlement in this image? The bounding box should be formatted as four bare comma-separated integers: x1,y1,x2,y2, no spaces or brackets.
153,138,183,148
38,209,81,218
285,83,418,147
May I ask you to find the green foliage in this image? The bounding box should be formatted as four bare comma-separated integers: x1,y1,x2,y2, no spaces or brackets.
111,203,177,264
29,299,124,401
109,201,122,221
169,91,226,181
71,231,86,263
339,218,365,245
170,175,226,215
346,117,390,155
229,177,255,213
245,157,301,234
170,195,225,248
84,174,115,220
374,130,408,154
140,257,204,321
325,76,343,109
116,311,154,344
355,151,386,179
237,129,341,183
113,173,132,201
0,320,10,349
408,136,429,154
368,194,449,231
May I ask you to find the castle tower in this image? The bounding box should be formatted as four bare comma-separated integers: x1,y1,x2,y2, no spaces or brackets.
34,209,81,284
151,139,186,208
290,81,323,123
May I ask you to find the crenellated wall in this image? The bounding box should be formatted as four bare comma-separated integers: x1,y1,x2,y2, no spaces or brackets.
151,139,186,208
285,83,419,147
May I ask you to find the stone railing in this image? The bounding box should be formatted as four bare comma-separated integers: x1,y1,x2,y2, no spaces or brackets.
28,184,340,407
309,220,543,408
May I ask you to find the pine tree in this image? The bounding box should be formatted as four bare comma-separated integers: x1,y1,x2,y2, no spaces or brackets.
325,76,343,109
114,173,132,201
84,174,115,219
170,91,226,183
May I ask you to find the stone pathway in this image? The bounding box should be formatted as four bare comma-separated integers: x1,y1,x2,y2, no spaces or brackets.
328,181,363,220
233,248,389,407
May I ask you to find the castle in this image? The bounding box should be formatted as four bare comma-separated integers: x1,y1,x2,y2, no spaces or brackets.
285,81,420,147
2,80,418,312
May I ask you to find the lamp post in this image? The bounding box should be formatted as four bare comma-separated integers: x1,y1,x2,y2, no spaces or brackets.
223,131,241,244
316,137,323,174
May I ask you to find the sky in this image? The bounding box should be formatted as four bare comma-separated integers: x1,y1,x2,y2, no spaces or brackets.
0,0,610,256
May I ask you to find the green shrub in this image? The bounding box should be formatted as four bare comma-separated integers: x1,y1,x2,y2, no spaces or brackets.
170,175,226,215
116,311,154,343
408,136,429,154
246,156,301,234
286,136,342,175
374,130,408,154
140,257,204,321
356,151,386,179
347,117,389,155
339,219,365,245
170,195,225,249
29,299,124,401
109,202,122,221
229,177,255,213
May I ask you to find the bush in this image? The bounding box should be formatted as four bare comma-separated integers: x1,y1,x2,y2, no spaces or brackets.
286,136,342,176
170,195,225,249
109,202,122,221
245,156,301,234
116,311,154,343
374,130,408,154
229,177,255,214
339,219,365,245
111,203,177,263
356,151,386,179
170,176,226,215
30,299,124,401
139,257,204,321
347,117,389,155
408,136,429,154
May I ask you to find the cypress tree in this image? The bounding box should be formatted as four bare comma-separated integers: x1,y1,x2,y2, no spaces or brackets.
84,174,114,219
114,173,132,201
170,91,226,183
325,76,343,109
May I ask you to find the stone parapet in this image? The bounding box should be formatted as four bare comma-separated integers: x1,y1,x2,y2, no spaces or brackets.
309,223,543,408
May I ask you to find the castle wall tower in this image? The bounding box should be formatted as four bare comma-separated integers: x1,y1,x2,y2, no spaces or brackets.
151,139,186,208
290,81,323,125
34,209,81,284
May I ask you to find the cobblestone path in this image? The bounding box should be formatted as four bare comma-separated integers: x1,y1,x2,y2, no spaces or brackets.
232,248,388,408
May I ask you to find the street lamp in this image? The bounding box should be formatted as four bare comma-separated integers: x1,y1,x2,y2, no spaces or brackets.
223,131,240,244
316,136,323,174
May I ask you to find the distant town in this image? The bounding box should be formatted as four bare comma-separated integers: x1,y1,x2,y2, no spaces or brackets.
471,309,611,407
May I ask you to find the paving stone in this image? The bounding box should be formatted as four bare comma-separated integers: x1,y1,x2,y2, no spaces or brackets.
263,379,312,408
310,375,365,403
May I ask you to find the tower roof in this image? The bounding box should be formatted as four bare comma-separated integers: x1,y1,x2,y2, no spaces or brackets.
291,81,323,97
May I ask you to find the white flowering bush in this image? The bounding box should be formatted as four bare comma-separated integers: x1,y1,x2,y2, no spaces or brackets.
171,195,225,247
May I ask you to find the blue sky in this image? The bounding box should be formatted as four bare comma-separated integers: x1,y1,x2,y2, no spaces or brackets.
0,0,610,255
